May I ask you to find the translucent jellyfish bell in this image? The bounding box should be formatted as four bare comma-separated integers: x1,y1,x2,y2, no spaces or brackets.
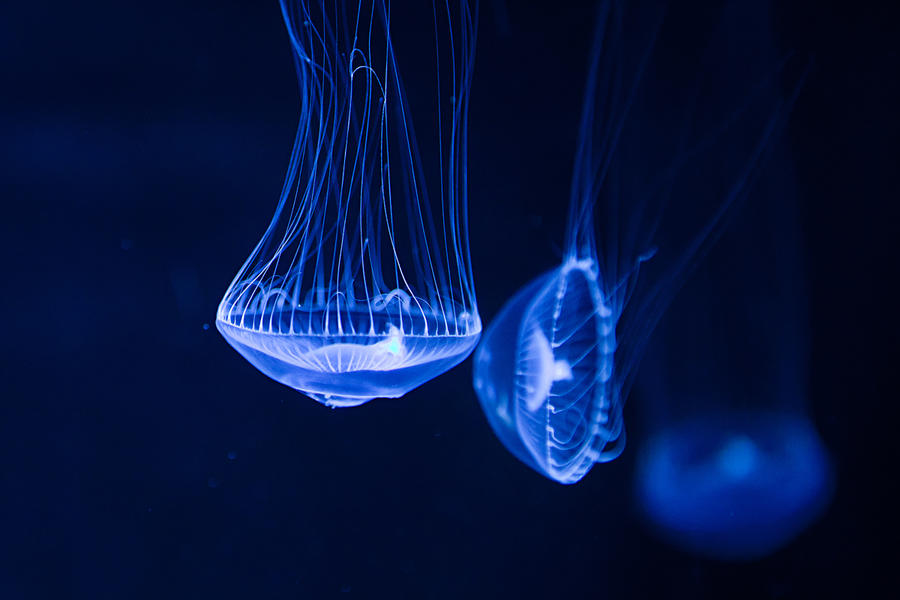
635,258,835,560
636,412,832,560
474,258,620,482
473,0,799,483
217,1,479,407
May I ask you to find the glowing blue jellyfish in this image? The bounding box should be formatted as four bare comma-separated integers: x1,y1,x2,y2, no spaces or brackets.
633,173,834,559
633,11,833,554
472,0,797,483
636,412,832,560
472,260,621,482
217,1,479,407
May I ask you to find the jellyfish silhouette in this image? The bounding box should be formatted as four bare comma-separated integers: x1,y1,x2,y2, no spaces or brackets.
636,412,832,560
633,178,834,559
472,0,800,484
217,1,479,407
633,36,833,557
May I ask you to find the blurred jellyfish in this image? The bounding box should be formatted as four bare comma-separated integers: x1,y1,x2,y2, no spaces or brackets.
217,1,479,407
633,4,832,560
473,0,800,483
634,196,834,560
636,413,832,560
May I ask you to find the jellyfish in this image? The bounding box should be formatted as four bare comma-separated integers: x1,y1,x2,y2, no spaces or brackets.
216,1,479,407
472,0,800,483
632,137,833,562
633,4,833,559
635,413,832,560
633,204,834,560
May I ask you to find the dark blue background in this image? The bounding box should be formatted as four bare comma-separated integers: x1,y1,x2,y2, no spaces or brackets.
1,1,896,597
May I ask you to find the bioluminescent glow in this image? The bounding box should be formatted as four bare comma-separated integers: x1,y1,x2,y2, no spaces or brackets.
631,1,831,556
217,1,479,407
473,0,797,484
636,412,833,560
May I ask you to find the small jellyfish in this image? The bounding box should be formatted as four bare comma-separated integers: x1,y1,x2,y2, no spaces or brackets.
635,412,832,561
217,1,479,407
473,257,622,484
473,0,800,483
633,18,832,556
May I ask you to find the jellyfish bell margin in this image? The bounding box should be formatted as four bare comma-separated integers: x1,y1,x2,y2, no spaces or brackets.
634,410,834,560
216,0,479,407
218,298,481,407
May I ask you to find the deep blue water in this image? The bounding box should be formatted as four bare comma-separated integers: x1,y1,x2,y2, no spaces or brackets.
1,1,896,598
